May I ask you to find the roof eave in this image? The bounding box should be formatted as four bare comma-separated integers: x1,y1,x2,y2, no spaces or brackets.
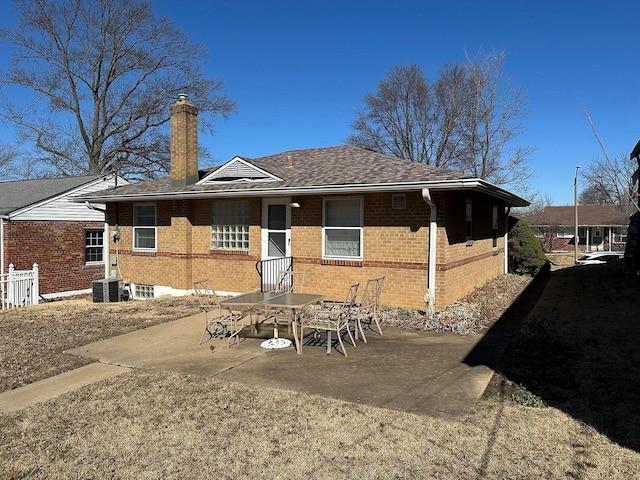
73,178,529,207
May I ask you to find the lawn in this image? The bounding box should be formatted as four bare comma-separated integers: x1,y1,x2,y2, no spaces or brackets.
1,265,639,479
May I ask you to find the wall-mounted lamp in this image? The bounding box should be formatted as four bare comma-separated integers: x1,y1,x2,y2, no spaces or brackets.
290,202,301,208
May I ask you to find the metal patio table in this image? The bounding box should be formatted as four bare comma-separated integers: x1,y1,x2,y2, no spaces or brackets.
221,291,324,353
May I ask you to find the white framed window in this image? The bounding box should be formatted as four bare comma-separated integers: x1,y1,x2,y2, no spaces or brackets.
211,200,250,251
465,200,473,241
85,229,104,263
133,203,157,251
613,227,628,243
323,197,363,260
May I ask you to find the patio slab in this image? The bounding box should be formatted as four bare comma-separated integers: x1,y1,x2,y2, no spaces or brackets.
63,314,503,419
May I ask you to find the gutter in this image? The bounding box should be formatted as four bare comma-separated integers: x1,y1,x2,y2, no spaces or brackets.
421,189,437,315
73,178,530,207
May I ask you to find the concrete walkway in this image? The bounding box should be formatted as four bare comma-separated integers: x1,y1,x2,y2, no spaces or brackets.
1,310,516,418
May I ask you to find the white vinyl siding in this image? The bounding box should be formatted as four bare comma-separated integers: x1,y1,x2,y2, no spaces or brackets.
133,204,157,251
323,197,363,260
9,176,125,221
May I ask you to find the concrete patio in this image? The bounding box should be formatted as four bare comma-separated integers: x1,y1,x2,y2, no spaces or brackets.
54,313,506,419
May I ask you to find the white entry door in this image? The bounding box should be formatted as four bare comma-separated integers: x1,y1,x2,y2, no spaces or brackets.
261,198,291,260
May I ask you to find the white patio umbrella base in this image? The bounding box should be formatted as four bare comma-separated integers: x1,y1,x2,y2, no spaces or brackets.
260,338,292,349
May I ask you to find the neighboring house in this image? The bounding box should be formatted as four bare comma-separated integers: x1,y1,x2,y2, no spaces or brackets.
0,174,126,297
76,96,528,312
522,205,629,253
625,140,640,274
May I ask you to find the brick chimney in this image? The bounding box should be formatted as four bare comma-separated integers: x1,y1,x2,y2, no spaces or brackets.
170,94,199,188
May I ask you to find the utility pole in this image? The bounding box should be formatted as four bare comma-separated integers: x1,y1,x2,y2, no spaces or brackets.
574,165,581,263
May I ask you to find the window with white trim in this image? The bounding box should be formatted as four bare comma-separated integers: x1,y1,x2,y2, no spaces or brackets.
211,200,249,251
133,204,157,251
323,197,363,260
85,229,104,263
465,200,473,241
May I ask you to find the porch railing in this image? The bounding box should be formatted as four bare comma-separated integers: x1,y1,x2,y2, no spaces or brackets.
255,257,293,292
1,263,39,310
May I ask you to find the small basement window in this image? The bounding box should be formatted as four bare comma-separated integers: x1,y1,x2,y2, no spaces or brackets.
135,284,154,299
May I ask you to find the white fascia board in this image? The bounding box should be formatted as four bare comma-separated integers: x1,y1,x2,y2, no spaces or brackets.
421,179,530,207
75,178,529,207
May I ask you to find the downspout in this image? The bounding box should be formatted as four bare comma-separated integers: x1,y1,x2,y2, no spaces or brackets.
504,207,511,274
421,189,437,315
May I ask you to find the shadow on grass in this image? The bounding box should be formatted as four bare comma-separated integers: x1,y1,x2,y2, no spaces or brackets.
464,261,640,452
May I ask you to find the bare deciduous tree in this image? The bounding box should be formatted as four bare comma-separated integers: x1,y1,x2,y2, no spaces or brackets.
456,50,534,193
346,63,438,165
0,0,236,180
584,107,639,215
581,153,637,213
346,50,534,194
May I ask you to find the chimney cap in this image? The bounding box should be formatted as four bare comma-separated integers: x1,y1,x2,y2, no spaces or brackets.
177,93,189,103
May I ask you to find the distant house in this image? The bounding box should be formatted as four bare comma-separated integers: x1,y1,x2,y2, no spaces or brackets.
76,96,528,312
0,174,126,297
521,205,629,253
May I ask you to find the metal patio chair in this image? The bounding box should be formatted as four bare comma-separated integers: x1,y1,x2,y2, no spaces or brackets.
355,276,386,343
266,270,305,335
193,278,246,347
296,282,360,356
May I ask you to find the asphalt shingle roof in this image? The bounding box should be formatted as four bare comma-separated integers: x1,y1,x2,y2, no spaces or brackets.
84,146,469,196
0,175,103,216
77,146,528,206
522,205,629,227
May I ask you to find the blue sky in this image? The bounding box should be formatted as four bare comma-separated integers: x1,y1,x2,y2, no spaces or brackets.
1,0,638,205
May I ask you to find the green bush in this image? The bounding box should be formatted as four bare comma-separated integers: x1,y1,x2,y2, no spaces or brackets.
511,384,546,408
508,217,548,276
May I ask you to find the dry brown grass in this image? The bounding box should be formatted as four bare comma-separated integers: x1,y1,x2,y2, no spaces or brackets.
1,270,640,478
0,295,201,392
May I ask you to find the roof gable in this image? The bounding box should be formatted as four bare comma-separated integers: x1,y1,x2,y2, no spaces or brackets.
0,174,128,220
198,156,281,184
0,175,109,216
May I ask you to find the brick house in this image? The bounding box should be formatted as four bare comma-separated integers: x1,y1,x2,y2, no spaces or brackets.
0,174,125,297
76,96,528,311
522,205,629,253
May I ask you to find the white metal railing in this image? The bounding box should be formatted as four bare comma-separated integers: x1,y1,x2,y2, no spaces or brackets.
1,263,39,310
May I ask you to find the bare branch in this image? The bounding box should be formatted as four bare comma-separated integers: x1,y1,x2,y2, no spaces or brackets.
0,0,237,178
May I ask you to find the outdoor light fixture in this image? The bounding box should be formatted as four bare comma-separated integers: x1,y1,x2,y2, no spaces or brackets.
290,202,301,208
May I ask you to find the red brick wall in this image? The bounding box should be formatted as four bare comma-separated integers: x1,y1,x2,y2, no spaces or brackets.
3,221,106,294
